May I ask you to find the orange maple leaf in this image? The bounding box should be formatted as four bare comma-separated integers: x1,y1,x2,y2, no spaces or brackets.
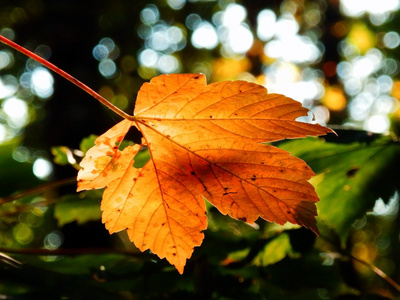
77,73,333,274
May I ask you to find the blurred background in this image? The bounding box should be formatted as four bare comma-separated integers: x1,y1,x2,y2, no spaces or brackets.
1,0,400,299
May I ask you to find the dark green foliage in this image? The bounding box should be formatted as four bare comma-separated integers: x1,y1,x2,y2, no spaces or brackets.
278,132,400,240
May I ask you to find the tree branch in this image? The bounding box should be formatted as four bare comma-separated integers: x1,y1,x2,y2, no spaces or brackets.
0,35,135,121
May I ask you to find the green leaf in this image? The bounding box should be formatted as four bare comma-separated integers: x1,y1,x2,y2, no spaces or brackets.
51,146,74,165
54,193,101,227
225,247,251,263
79,134,98,154
252,233,293,266
278,134,400,240
133,146,151,168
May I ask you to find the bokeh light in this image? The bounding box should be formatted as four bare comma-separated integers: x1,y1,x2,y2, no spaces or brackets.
140,4,160,25
191,21,218,49
13,223,34,245
31,67,54,98
136,4,187,77
98,58,117,78
44,231,64,250
2,97,28,128
340,0,399,22
93,37,119,78
167,0,186,10
158,54,179,73
0,37,55,145
0,75,18,98
383,31,400,49
323,86,347,112
92,44,109,61
218,4,254,55
32,158,53,180
257,9,276,41
264,35,321,63
0,50,13,69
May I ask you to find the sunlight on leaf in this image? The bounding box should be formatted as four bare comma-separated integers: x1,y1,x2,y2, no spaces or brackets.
77,73,333,273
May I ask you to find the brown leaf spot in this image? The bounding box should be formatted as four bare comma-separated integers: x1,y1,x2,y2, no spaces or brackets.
346,166,359,178
238,217,247,222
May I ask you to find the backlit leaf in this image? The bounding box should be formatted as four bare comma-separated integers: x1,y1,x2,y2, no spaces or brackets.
77,74,333,273
278,134,400,240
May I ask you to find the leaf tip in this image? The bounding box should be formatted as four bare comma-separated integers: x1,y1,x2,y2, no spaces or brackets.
311,225,320,237
176,265,185,275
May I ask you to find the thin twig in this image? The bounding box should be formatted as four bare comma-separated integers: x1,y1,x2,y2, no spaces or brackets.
319,234,400,293
0,35,135,121
350,254,400,292
0,177,76,204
